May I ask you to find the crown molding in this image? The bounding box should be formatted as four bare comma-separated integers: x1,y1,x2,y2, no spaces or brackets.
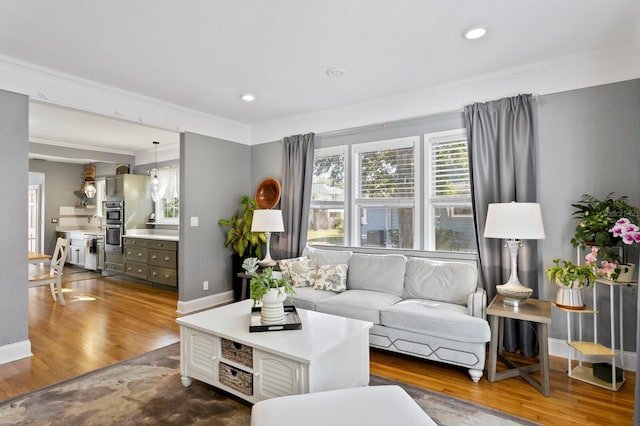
29,136,137,156
251,44,640,144
3,44,639,148
0,54,251,145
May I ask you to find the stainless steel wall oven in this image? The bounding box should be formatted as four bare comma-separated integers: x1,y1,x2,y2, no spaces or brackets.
105,200,124,224
105,224,123,253
105,200,124,253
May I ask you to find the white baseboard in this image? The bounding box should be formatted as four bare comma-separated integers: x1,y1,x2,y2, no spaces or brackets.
549,337,636,372
176,291,234,316
0,339,32,366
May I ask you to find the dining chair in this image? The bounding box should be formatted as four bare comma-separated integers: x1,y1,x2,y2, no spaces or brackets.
28,237,70,305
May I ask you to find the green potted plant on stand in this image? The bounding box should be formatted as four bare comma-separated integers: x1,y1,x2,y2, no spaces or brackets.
218,195,266,300
570,193,640,284
571,193,640,248
545,259,597,309
250,268,296,324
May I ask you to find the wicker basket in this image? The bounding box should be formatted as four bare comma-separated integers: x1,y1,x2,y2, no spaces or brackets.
219,362,253,396
221,338,253,368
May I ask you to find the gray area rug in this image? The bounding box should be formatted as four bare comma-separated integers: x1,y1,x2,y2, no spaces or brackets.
0,343,538,425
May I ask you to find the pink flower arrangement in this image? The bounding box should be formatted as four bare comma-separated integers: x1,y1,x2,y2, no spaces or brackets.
610,218,640,245
585,246,619,279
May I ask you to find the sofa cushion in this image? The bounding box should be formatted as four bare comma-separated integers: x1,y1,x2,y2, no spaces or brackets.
404,258,477,305
315,289,401,324
347,253,407,297
303,246,353,266
314,264,348,292
380,299,490,343
288,287,337,311
279,257,318,287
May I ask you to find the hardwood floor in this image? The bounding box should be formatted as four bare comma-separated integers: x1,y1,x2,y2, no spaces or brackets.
0,269,180,400
0,270,635,425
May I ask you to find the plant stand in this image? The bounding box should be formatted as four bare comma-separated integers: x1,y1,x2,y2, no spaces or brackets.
552,247,637,391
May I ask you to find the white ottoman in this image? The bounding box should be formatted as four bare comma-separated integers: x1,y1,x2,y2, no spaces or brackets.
250,385,436,426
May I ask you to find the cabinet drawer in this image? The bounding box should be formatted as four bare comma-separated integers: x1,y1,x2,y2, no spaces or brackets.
124,261,147,280
219,362,253,396
148,266,177,287
104,261,124,273
148,240,177,251
123,238,147,247
221,338,253,368
124,246,147,260
148,249,177,268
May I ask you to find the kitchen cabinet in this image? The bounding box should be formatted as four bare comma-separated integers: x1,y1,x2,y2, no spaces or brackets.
105,175,124,199
105,252,124,273
124,240,148,280
67,233,86,267
123,236,178,287
57,230,103,271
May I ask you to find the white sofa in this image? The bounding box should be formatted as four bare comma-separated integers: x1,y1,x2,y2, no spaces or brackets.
281,247,491,382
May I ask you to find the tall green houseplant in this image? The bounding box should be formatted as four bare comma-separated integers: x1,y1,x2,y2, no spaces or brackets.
218,195,265,258
571,193,640,248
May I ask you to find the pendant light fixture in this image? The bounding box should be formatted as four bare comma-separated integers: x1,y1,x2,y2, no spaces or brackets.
84,162,97,199
150,141,161,202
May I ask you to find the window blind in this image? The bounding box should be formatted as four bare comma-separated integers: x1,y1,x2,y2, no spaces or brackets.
430,139,470,197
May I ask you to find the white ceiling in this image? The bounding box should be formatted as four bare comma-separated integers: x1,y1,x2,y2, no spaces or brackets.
1,0,639,156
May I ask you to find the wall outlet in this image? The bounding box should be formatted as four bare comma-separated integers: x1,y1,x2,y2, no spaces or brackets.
203,280,208,291
51,218,58,223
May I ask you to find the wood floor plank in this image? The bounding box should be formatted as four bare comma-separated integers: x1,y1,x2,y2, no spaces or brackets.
0,270,634,425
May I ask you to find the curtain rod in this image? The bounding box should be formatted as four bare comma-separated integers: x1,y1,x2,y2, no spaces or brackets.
318,94,541,138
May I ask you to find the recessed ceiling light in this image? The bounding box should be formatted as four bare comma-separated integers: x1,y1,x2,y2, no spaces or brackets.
241,94,256,102
326,67,346,78
463,26,487,40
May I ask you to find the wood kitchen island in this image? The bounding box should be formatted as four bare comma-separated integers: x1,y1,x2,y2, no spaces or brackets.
121,231,179,288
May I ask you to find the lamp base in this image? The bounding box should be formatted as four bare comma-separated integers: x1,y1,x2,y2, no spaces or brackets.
496,283,533,307
259,258,277,268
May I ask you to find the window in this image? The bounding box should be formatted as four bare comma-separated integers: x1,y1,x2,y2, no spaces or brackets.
306,130,474,253
352,137,419,249
154,166,180,223
308,147,346,245
425,130,475,252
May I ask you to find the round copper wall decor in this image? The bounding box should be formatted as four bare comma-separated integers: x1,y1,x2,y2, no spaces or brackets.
255,177,281,209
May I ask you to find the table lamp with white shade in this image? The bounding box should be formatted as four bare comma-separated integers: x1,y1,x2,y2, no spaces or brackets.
484,202,546,306
251,209,285,267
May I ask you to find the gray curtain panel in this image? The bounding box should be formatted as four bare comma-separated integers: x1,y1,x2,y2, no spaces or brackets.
278,133,315,259
464,94,539,357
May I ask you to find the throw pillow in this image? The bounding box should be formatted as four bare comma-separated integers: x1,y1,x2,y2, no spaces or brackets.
278,257,318,287
314,264,348,292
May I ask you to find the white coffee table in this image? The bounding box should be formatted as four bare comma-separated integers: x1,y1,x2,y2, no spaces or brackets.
177,299,373,404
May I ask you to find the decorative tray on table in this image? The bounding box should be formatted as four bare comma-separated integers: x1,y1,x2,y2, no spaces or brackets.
250,305,302,332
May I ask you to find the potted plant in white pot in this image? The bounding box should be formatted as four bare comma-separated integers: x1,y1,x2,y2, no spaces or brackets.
250,268,296,325
545,259,597,309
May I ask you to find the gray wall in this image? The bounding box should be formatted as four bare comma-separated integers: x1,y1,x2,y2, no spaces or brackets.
251,141,283,191
28,159,85,253
179,131,251,301
0,89,29,347
538,79,640,350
